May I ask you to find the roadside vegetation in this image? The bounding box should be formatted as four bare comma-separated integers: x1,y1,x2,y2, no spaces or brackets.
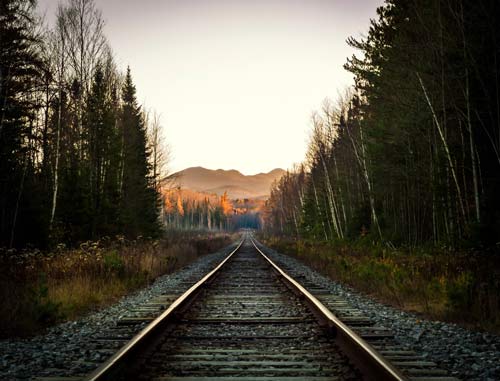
262,0,500,334
0,1,249,340
261,235,499,333
0,0,229,339
0,231,234,338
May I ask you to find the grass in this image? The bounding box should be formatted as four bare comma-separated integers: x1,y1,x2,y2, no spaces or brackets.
260,235,500,334
0,231,235,338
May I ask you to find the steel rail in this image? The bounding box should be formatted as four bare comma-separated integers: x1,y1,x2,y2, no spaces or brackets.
251,237,409,381
85,239,244,381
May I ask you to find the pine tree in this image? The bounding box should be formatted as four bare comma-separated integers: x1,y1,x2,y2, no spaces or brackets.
86,65,120,237
267,0,500,247
0,0,45,247
119,67,159,237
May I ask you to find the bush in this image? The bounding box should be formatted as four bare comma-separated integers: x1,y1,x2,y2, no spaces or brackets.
260,235,500,333
32,273,62,324
103,250,125,275
446,271,474,313
0,231,235,338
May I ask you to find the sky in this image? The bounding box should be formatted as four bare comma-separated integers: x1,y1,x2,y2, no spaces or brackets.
36,0,384,175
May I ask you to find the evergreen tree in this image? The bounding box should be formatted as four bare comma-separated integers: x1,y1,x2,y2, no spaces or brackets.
267,0,500,248
0,0,46,247
0,1,165,248
86,65,120,237
119,67,159,237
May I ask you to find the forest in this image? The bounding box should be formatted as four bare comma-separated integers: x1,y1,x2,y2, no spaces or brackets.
162,189,234,231
1,0,162,249
0,3,498,380
265,0,499,247
2,0,499,335
262,0,500,328
162,188,264,231
0,0,239,336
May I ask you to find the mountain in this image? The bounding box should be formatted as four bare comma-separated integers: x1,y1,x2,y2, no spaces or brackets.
170,167,285,199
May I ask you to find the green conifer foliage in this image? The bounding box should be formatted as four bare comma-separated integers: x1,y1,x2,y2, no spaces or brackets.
118,68,160,238
0,0,45,247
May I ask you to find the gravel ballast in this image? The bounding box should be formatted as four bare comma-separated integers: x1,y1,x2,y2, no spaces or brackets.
1,239,499,381
262,245,500,381
0,243,237,380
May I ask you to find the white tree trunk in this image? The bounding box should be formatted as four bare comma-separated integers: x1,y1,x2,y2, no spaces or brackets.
416,72,466,223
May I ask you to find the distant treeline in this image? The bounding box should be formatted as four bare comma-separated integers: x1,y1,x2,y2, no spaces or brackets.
265,0,500,247
0,0,163,248
162,190,233,231
162,189,262,231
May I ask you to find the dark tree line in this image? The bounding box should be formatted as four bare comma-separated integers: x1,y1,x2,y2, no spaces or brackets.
0,0,160,248
266,0,500,247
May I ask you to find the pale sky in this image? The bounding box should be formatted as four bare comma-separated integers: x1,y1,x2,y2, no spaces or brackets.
37,0,384,175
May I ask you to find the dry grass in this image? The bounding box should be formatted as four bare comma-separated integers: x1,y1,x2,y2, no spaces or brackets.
0,232,235,338
262,235,500,333
48,276,128,319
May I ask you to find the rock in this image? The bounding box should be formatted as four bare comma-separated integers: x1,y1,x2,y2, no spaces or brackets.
265,247,500,381
0,243,237,381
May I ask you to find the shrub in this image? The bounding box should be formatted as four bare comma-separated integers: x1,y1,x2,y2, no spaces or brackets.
260,235,500,333
0,231,234,338
446,271,474,313
32,273,62,324
103,250,125,275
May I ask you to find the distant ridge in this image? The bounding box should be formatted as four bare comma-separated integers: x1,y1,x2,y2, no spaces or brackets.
171,167,285,199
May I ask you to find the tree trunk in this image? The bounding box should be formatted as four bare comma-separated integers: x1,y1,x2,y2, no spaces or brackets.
50,32,65,231
416,72,466,226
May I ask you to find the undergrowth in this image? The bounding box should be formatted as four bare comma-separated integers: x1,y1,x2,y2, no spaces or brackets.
261,235,500,333
0,231,234,338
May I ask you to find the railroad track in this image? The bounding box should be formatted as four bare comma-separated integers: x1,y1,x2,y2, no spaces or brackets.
83,233,458,381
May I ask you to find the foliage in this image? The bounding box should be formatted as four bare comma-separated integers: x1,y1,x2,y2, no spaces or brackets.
262,235,500,332
162,188,263,231
264,0,500,248
118,67,160,237
0,0,46,247
0,232,234,338
162,189,233,230
103,249,125,274
262,0,500,334
0,0,162,249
